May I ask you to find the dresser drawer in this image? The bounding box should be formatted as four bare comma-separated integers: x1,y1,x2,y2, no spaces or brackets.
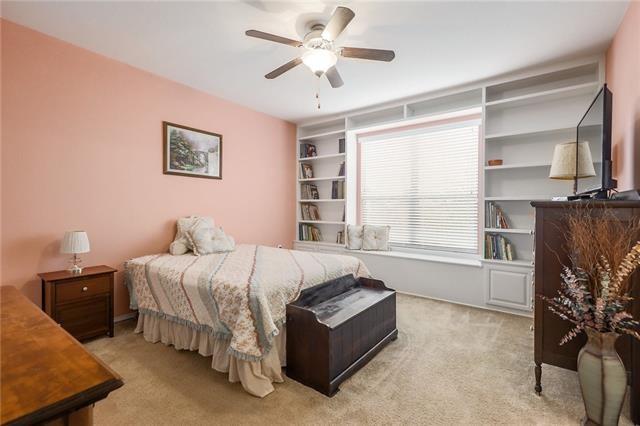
56,275,111,303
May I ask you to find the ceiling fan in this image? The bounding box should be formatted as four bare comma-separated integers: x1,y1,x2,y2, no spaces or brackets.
245,6,395,88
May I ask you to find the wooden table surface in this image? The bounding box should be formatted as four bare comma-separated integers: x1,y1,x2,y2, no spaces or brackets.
1,286,123,425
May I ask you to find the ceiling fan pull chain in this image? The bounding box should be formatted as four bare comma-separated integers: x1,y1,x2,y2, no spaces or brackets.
314,74,321,110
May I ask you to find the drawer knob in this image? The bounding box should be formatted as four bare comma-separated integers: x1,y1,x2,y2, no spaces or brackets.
82,286,88,292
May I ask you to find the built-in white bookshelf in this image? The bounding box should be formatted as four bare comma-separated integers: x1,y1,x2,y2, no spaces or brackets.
482,60,603,268
297,119,347,245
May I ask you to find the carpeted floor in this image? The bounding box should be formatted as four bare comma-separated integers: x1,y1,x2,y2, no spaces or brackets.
86,294,632,425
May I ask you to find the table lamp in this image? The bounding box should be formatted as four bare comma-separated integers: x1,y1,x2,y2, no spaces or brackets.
60,231,90,274
549,141,596,194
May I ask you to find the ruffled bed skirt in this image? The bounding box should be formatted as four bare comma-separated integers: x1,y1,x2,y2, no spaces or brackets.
135,313,286,397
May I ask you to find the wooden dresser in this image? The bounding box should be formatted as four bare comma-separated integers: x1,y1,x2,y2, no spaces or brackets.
39,266,117,341
1,286,122,425
531,201,639,424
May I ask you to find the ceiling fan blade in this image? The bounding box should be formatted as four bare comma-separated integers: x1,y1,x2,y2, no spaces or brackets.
265,57,303,79
325,66,344,88
245,30,302,47
341,47,395,62
321,6,355,41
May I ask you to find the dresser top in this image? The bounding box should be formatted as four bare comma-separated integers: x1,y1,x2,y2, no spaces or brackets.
0,286,122,424
38,265,117,282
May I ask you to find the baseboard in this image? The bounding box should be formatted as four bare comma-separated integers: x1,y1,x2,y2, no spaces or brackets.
114,312,136,323
396,290,532,318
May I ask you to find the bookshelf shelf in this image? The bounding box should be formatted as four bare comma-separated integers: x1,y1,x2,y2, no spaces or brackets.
485,82,598,110
294,240,344,248
482,259,533,267
298,153,346,161
299,220,345,225
298,129,345,141
299,199,345,203
485,195,554,201
484,162,551,171
299,176,345,182
484,228,533,235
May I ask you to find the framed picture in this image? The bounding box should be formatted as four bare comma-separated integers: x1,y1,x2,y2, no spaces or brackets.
163,121,222,179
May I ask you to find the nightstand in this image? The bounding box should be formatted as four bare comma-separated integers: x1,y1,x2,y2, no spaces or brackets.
39,265,117,341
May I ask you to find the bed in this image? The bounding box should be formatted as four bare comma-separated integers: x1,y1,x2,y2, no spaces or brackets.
125,244,369,397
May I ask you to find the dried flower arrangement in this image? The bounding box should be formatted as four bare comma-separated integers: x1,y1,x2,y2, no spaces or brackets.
543,208,640,344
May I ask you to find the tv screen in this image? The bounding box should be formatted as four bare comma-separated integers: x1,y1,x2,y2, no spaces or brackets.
575,84,614,196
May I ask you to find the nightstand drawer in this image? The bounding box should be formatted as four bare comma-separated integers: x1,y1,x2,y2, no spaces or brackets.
57,297,110,340
56,275,110,303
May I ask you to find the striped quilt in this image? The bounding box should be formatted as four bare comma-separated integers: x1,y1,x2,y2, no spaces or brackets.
125,244,369,361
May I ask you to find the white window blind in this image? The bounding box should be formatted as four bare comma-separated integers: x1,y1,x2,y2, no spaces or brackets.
359,120,480,253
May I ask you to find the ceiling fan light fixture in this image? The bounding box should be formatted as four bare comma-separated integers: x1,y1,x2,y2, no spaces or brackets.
302,49,337,74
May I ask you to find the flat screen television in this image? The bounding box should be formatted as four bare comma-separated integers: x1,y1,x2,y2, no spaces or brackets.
575,84,616,198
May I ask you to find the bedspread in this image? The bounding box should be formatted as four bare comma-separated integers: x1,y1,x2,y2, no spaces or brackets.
125,244,369,361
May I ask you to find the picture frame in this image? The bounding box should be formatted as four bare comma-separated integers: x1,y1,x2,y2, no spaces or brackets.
163,121,222,179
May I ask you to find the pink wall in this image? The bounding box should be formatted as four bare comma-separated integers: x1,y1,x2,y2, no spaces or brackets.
1,19,296,315
606,1,640,191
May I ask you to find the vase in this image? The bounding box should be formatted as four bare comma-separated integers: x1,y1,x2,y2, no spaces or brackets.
577,328,627,426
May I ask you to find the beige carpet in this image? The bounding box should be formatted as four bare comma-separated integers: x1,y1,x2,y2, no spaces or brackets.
86,294,632,425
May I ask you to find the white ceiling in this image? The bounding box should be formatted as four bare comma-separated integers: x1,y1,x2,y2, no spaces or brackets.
1,1,629,123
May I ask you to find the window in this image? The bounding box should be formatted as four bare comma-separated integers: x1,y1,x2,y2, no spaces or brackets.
359,119,480,253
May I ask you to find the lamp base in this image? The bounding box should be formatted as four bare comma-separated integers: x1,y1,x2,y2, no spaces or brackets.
68,254,83,274
68,265,83,274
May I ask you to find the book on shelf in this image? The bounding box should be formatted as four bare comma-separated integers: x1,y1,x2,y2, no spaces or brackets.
298,224,322,242
485,233,515,261
300,143,317,158
338,162,345,177
300,163,314,179
300,203,321,221
338,138,345,154
300,183,319,200
331,180,344,199
336,230,345,245
486,202,509,229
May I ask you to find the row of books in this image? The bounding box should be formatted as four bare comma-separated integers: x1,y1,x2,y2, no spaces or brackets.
485,234,515,261
486,202,509,229
300,203,321,221
299,224,322,241
338,162,345,177
336,230,345,245
332,180,344,199
300,183,319,200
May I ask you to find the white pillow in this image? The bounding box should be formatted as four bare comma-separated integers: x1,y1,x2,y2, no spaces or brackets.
210,227,235,253
362,225,390,251
170,216,215,255
346,225,364,250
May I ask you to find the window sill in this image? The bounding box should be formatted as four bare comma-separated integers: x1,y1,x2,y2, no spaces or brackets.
343,248,483,268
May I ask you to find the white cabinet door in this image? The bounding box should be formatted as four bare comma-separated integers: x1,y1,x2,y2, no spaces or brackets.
484,264,533,311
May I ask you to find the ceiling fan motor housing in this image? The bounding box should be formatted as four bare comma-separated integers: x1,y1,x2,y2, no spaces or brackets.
303,27,333,51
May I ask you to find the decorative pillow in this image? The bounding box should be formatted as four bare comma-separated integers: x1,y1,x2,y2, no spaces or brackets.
346,225,364,250
362,225,390,251
170,216,214,255
186,226,215,256
210,227,235,253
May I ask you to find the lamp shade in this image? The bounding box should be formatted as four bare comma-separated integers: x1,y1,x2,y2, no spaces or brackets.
549,141,596,180
60,231,90,254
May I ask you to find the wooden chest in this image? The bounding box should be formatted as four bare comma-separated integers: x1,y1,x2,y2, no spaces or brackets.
286,274,397,396
39,265,117,342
